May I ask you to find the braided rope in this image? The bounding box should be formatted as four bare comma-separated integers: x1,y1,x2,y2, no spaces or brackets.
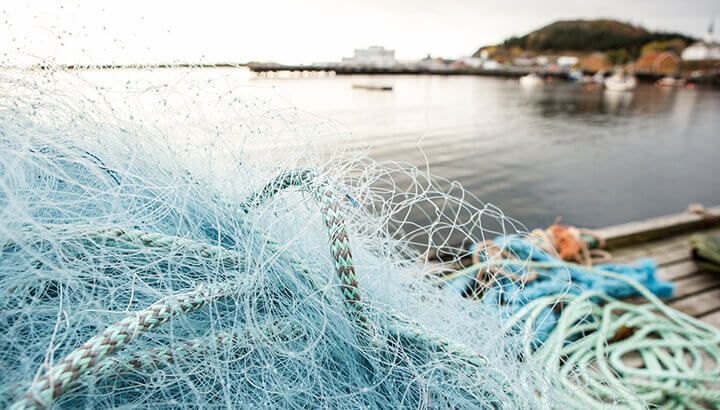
10,168,493,409
9,169,356,409
95,332,239,375
240,168,362,316
10,225,245,267
10,281,246,410
242,169,489,369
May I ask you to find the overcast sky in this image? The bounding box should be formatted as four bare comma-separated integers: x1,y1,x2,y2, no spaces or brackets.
1,0,717,65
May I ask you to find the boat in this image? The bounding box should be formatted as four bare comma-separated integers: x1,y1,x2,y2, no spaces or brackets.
568,69,584,82
519,73,544,87
592,71,606,84
352,84,393,91
604,73,637,92
568,69,594,84
656,76,687,88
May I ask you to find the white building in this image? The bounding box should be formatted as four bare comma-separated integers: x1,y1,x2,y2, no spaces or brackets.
482,60,502,70
417,55,448,70
682,20,720,61
513,57,535,66
682,42,720,61
457,56,484,68
342,46,397,68
557,56,579,67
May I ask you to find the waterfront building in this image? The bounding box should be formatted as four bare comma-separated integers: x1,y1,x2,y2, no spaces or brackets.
417,55,450,70
455,56,484,68
482,60,502,70
557,56,579,67
634,52,680,75
341,46,397,68
579,52,612,73
682,20,720,61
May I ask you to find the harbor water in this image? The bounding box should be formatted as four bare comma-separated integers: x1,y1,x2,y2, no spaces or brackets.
254,73,720,229
20,67,720,230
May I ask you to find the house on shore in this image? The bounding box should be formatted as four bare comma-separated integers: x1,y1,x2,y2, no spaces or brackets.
682,41,720,61
634,52,680,76
579,52,612,73
682,21,720,61
342,46,397,68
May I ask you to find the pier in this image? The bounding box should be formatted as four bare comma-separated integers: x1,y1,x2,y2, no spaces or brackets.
247,63,577,80
596,206,720,326
246,63,696,84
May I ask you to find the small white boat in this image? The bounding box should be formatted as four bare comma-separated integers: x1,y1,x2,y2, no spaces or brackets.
519,73,544,87
352,84,393,91
656,77,686,87
568,69,584,82
592,71,606,83
604,74,637,92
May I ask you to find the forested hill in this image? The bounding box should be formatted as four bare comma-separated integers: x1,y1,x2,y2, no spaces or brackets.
475,19,695,57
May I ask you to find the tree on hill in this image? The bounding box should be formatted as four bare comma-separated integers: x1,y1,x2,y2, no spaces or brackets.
475,19,695,61
640,39,688,56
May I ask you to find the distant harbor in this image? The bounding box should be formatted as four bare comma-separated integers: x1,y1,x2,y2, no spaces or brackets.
247,63,720,87
247,61,684,84
246,72,720,229
250,20,720,87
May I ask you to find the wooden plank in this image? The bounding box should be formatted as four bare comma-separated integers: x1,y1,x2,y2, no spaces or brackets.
612,244,691,266
700,310,720,328
606,228,720,263
612,227,720,259
657,260,702,281
649,247,693,266
670,272,720,299
669,288,720,317
595,206,720,249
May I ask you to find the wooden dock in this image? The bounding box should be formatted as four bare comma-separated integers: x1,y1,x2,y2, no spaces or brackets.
596,206,720,327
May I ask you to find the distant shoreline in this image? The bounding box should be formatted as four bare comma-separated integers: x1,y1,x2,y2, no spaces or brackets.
3,62,717,87
2,63,248,71
247,63,720,86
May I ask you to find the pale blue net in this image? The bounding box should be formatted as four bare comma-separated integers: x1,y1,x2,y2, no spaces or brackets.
0,69,569,409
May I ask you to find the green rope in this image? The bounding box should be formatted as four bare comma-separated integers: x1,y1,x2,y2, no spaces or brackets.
500,260,720,409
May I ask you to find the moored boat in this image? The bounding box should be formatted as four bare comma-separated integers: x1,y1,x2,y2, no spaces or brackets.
656,76,687,87
592,71,606,83
519,73,544,87
352,84,393,91
604,73,637,92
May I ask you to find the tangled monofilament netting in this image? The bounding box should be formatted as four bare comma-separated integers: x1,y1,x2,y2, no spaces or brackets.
0,70,568,409
5,67,718,410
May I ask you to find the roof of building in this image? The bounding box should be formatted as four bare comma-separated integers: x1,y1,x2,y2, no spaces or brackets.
636,52,679,65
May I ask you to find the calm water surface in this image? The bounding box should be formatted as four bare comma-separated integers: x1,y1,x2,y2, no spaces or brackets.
254,74,720,229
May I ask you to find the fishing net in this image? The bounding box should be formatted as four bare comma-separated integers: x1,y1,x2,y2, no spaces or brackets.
3,5,720,407
0,67,572,409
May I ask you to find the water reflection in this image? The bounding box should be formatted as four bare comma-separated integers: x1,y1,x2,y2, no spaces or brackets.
249,75,719,229
247,73,719,228
602,90,634,114
47,68,718,230
525,83,690,119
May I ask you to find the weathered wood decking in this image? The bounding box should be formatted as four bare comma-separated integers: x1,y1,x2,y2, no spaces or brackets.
596,207,720,327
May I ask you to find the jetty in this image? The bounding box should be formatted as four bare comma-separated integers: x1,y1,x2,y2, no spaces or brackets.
597,206,720,326
247,62,578,80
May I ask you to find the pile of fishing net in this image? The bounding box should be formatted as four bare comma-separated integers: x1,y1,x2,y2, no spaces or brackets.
2,68,719,410
0,70,566,409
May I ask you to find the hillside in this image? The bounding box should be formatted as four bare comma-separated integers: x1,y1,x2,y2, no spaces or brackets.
474,19,695,61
